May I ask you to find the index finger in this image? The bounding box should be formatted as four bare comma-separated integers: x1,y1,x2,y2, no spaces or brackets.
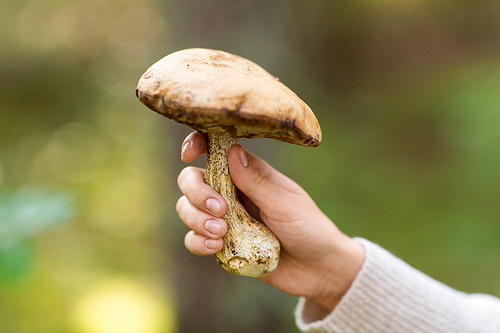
181,132,208,162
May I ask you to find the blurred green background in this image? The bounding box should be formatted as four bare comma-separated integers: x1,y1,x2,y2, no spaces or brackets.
1,0,500,332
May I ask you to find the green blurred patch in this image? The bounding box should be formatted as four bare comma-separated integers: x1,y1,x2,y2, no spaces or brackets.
0,241,31,283
284,61,500,295
0,186,76,284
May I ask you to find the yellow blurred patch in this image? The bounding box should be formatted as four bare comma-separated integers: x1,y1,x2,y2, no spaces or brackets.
69,278,176,333
86,170,161,238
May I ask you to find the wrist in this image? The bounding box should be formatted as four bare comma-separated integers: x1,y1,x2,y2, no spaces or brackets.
306,235,365,312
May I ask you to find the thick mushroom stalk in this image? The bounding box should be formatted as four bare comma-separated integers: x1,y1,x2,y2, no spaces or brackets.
205,131,280,277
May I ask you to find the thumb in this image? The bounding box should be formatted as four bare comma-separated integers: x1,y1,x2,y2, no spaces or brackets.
228,145,281,209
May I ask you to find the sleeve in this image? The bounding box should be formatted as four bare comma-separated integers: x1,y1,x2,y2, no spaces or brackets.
294,238,500,333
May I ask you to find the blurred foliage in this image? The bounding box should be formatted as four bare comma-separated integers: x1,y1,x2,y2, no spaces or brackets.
1,0,500,332
0,187,75,244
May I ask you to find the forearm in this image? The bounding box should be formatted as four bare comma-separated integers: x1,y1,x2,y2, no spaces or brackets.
296,238,500,333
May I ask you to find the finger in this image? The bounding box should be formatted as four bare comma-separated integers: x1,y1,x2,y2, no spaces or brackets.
177,166,227,217
228,145,291,209
184,230,224,255
181,131,208,162
176,196,227,239
244,149,305,195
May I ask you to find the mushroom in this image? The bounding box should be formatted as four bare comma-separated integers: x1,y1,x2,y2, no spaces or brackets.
136,48,321,277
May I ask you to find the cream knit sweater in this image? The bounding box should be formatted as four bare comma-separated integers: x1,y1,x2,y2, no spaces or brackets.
295,238,500,333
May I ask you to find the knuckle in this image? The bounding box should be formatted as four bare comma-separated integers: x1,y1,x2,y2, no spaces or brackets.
175,195,188,214
252,172,267,189
184,231,195,250
178,167,209,205
177,166,195,187
244,169,267,195
186,206,199,227
184,231,213,256
191,183,206,202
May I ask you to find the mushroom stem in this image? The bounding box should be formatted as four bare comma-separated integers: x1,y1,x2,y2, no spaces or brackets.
204,131,280,277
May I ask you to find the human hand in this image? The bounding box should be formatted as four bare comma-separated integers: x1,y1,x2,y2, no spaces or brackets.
176,131,365,311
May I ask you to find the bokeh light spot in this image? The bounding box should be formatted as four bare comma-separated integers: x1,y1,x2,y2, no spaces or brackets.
70,278,176,333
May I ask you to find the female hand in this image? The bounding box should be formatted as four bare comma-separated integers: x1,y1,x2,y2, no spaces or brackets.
176,132,365,311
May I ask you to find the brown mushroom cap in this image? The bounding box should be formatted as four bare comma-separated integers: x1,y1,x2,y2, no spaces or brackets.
136,48,322,147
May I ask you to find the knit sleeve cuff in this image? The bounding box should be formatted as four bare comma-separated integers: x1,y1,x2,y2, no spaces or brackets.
294,238,500,333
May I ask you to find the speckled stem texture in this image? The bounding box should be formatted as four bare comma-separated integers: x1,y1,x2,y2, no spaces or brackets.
204,131,280,277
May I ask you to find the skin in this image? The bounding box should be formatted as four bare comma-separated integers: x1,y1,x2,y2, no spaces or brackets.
176,131,365,313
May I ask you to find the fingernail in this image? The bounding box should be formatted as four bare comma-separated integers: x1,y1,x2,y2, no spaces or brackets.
204,219,221,236
181,140,192,156
205,239,217,250
239,147,249,167
206,198,221,215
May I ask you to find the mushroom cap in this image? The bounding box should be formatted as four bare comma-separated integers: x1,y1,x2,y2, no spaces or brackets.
136,48,321,147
